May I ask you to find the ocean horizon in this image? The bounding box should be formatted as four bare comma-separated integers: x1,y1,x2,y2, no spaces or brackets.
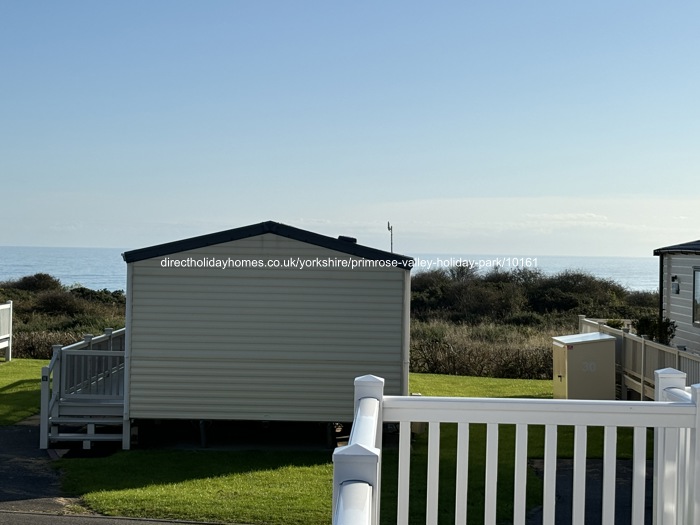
0,246,659,292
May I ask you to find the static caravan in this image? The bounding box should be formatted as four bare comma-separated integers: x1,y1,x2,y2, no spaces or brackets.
119,221,412,447
654,240,700,352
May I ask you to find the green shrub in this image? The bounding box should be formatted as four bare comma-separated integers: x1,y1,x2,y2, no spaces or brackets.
411,267,658,324
2,273,63,292
633,316,677,345
604,319,625,329
35,290,88,316
626,290,658,308
69,287,126,305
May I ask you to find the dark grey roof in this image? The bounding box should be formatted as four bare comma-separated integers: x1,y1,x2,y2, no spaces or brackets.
122,220,414,269
654,240,700,256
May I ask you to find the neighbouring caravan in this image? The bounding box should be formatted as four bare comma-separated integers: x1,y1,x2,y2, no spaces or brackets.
119,221,412,447
654,239,700,353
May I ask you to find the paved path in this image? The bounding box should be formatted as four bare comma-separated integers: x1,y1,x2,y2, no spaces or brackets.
527,458,653,525
0,419,67,515
0,513,217,525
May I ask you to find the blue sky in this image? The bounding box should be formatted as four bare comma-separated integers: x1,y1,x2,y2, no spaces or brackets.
2,1,698,257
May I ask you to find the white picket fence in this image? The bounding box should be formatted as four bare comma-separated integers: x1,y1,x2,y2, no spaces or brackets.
0,300,12,361
333,370,700,525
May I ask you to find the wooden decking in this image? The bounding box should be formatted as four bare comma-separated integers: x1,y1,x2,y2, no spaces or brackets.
40,329,127,450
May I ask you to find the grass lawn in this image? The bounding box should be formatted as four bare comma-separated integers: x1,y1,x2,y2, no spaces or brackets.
0,358,47,425
59,449,333,525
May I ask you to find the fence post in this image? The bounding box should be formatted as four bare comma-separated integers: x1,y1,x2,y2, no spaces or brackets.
40,362,51,450
620,329,629,400
640,336,647,398
688,383,700,525
353,375,385,449
104,328,113,351
333,375,385,525
5,300,12,361
655,368,688,525
578,314,586,333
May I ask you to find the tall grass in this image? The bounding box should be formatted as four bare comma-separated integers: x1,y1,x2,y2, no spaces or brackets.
410,320,564,379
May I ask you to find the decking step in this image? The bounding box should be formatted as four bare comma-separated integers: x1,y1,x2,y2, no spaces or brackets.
49,433,123,442
50,417,124,425
59,398,123,405
57,399,124,417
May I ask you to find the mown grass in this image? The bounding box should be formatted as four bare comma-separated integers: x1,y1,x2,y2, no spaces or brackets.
0,358,47,425
409,372,552,398
58,449,334,525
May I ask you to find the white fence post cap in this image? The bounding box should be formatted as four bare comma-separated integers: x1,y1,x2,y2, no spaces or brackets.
655,368,687,380
354,375,385,386
333,442,380,460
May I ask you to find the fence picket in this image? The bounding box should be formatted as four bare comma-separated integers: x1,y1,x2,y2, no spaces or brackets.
513,424,528,525
632,426,647,525
426,422,440,525
455,422,469,525
661,427,680,524
484,423,499,525
543,424,558,525
601,426,617,523
572,425,587,525
397,420,411,525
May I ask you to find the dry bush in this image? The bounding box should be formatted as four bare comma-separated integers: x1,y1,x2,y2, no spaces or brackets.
410,320,557,379
11,331,83,359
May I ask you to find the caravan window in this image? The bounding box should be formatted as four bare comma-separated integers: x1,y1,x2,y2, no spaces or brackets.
695,269,700,326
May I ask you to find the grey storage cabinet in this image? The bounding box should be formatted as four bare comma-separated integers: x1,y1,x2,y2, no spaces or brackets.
552,333,616,400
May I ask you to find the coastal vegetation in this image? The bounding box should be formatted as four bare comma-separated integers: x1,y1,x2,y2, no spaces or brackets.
0,273,125,359
409,267,658,379
0,269,660,375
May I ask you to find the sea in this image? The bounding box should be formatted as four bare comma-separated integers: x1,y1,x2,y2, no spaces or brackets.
0,246,659,292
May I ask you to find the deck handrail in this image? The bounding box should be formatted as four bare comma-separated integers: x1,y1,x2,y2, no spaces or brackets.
333,369,700,525
40,327,126,449
333,376,384,525
579,315,700,398
0,301,12,361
